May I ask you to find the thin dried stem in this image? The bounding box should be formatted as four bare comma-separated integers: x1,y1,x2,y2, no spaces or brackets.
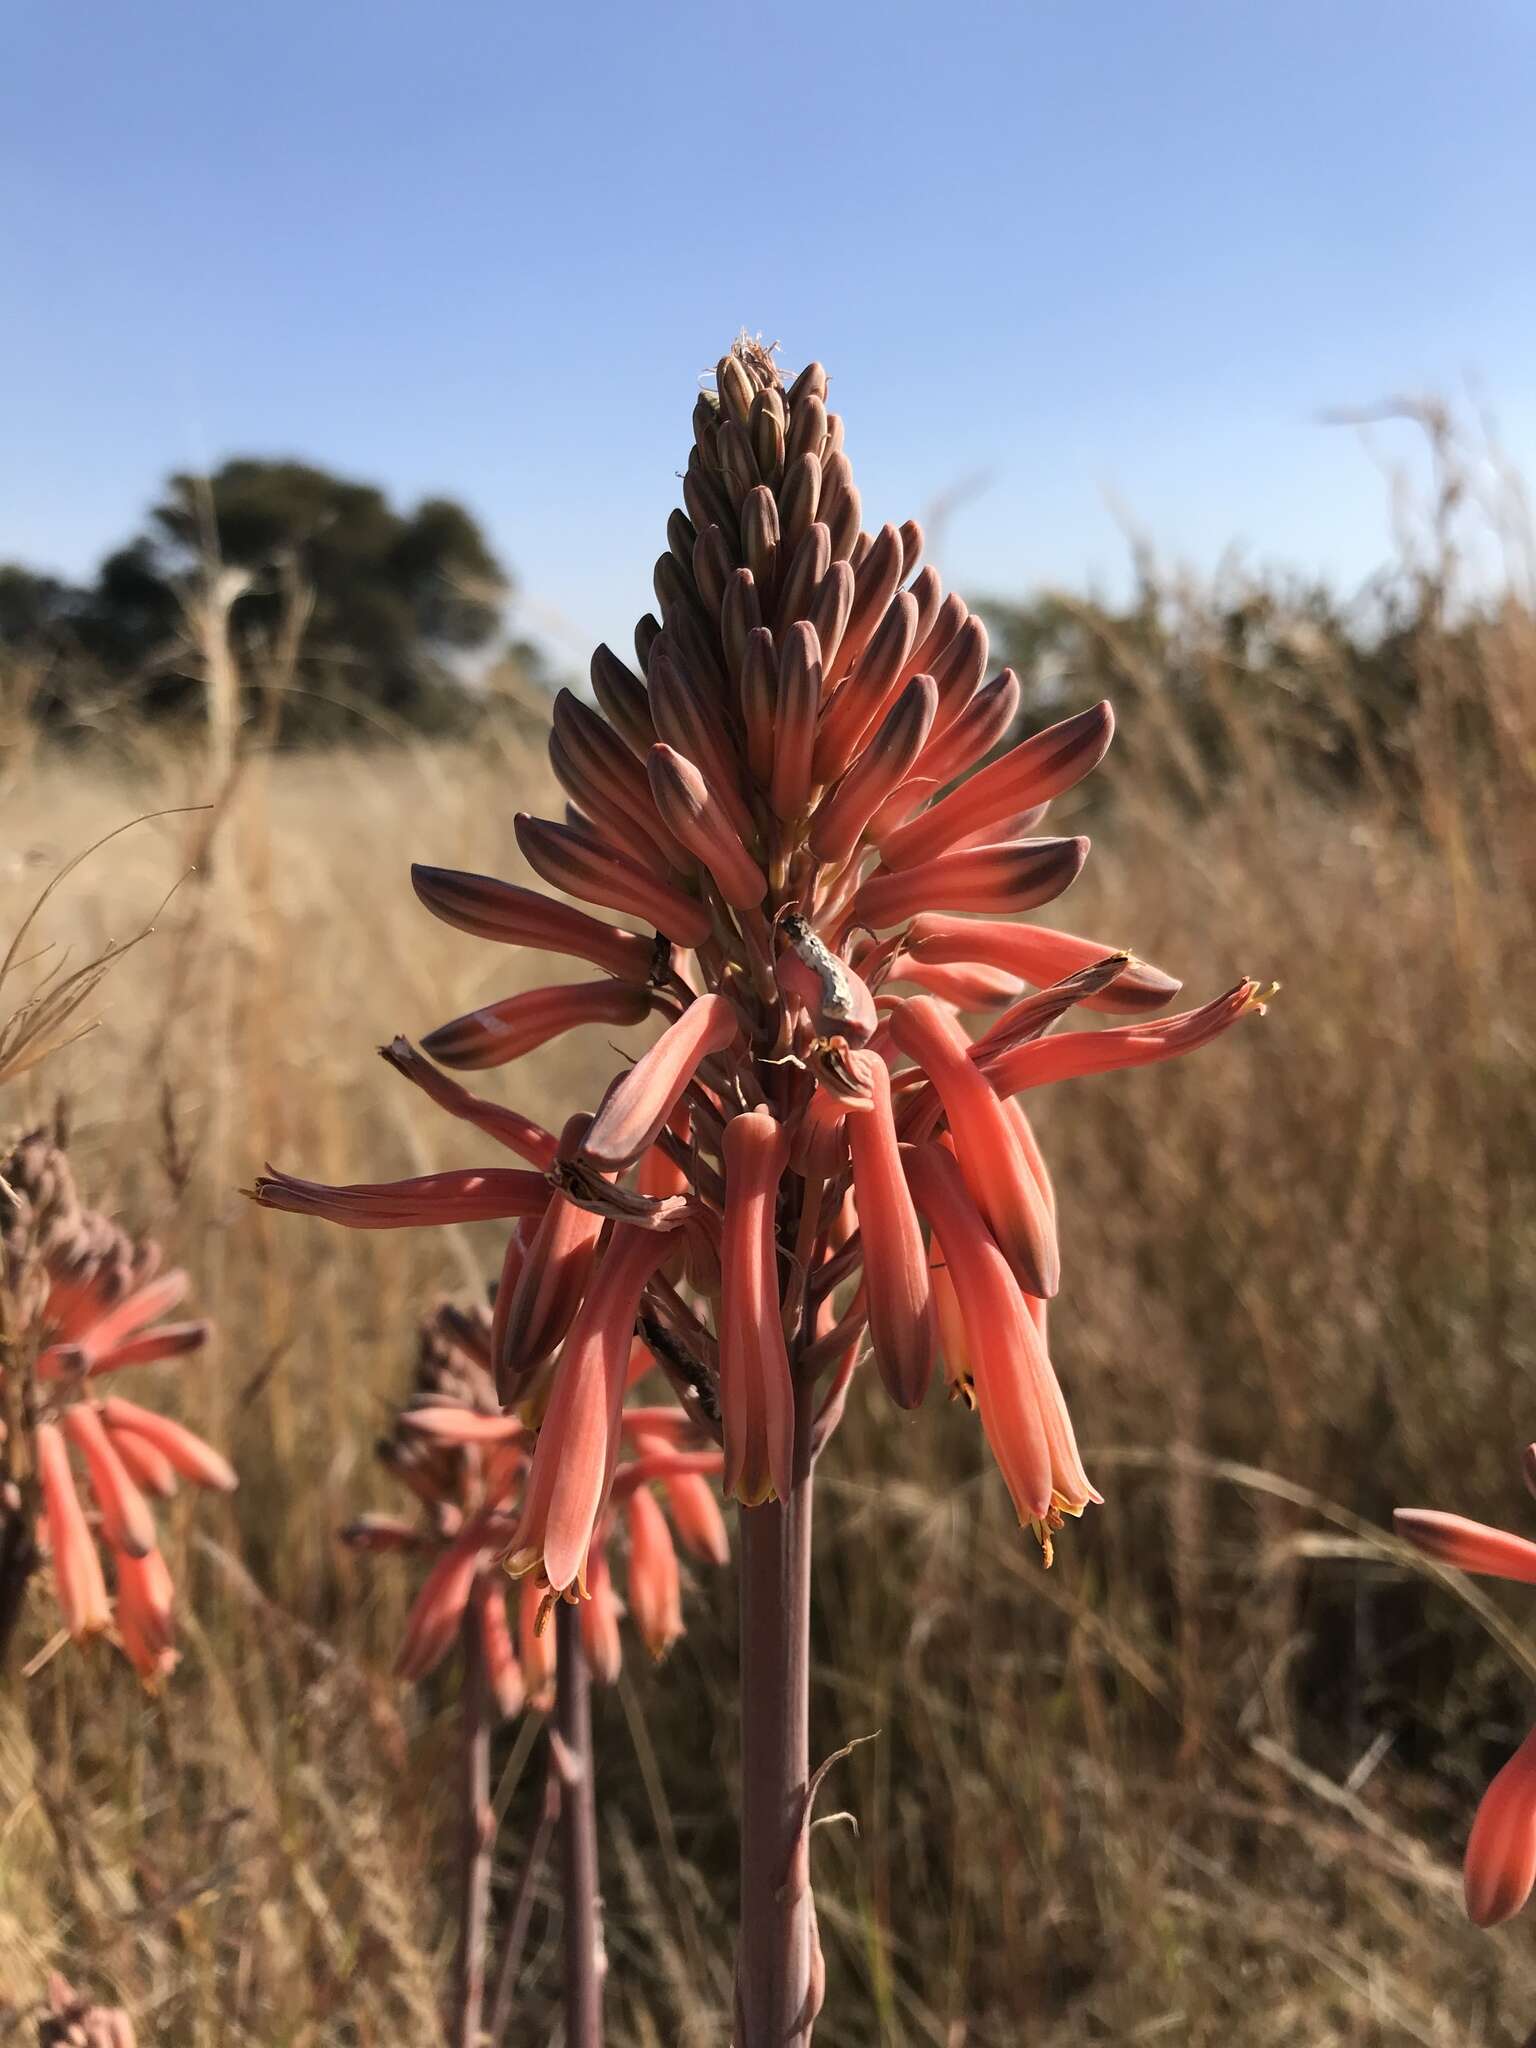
453,1608,495,2048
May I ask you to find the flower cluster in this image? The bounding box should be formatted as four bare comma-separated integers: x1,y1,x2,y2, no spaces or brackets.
1396,1454,1536,1926
344,1294,728,1703
256,339,1264,1589
0,1128,233,1683
36,1973,135,2048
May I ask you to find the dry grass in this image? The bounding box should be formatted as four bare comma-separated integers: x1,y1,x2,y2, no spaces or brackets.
1,515,1535,2043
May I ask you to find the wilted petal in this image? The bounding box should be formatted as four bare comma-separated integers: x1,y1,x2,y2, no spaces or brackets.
379,1038,561,1166
251,1165,549,1229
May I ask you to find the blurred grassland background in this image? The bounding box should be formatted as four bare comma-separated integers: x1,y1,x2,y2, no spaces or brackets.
1,411,1534,2046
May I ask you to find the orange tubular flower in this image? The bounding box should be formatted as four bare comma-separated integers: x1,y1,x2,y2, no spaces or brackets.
514,812,713,949
625,1482,684,1659
904,913,1182,1015
410,863,660,982
421,980,653,1071
876,700,1115,870
96,1398,238,1492
884,955,1025,1009
843,1052,935,1408
978,979,1274,1096
37,1421,112,1639
809,676,937,867
647,743,768,909
719,1108,796,1507
904,1145,1054,1539
509,1224,680,1594
1394,1508,1536,1584
889,995,1058,1300
850,833,1089,929
116,1546,177,1687
1393,1458,1536,1927
579,992,739,1170
1464,1728,1536,1927
496,1117,605,1404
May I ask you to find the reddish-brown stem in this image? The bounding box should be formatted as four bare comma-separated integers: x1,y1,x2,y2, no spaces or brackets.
453,1605,494,2048
555,1596,605,2047
0,1500,36,1671
735,1375,819,2046
487,1764,558,2048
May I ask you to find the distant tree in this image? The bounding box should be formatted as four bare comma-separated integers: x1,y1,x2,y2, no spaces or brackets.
0,565,86,647
1,459,512,740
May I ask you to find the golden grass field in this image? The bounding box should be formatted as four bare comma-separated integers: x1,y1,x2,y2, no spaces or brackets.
2,494,1535,2043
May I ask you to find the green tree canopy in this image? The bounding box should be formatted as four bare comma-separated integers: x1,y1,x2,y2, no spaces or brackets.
2,458,512,740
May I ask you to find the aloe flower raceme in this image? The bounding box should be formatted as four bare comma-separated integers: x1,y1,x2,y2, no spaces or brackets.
251,339,1264,2045
0,1128,231,1683
1395,1456,1536,1927
346,1296,729,2048
345,1297,729,1704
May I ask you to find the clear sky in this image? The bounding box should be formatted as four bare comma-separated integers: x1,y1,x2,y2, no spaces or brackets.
5,0,1534,669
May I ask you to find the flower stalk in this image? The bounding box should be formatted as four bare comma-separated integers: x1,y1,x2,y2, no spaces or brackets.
555,1594,605,2048
736,1369,818,2048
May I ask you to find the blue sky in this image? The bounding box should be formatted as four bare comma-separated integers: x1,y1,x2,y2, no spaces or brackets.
5,0,1534,668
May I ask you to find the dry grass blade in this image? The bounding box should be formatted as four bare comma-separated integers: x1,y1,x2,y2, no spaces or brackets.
0,806,207,1088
